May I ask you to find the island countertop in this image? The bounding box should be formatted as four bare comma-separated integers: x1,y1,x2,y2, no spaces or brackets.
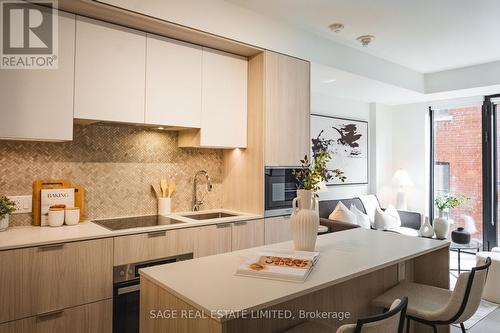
140,228,449,322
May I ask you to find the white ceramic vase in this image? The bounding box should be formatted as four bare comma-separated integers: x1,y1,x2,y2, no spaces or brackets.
0,215,9,231
433,210,450,239
291,190,319,252
419,216,435,238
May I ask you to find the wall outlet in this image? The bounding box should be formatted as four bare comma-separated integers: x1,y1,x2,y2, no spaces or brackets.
7,195,32,214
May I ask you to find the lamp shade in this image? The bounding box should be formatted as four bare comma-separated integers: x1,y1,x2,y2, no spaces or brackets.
392,169,414,187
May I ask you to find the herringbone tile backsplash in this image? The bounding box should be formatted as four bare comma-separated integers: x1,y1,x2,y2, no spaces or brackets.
0,124,223,226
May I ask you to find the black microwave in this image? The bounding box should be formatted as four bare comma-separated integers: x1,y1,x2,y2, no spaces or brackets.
264,167,300,217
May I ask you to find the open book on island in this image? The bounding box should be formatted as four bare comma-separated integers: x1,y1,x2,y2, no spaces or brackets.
235,249,320,283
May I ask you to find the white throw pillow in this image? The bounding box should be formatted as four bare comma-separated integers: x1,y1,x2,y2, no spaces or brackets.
358,195,381,223
373,205,401,230
350,205,371,229
329,202,357,225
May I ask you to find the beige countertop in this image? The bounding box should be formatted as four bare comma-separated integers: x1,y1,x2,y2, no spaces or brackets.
0,209,262,251
140,228,450,322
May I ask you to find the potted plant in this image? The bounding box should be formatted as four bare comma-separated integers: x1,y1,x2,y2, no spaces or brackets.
433,193,467,239
0,196,16,231
290,132,345,251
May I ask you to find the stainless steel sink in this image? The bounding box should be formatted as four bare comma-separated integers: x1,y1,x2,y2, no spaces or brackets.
180,211,238,220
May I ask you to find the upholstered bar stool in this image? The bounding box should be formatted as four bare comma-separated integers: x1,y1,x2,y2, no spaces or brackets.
476,251,500,303
285,297,408,333
373,258,491,333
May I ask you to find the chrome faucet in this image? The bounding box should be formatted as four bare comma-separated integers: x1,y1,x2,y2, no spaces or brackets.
193,170,213,211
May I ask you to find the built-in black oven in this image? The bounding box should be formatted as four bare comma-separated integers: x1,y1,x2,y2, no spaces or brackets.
264,167,299,217
113,253,193,333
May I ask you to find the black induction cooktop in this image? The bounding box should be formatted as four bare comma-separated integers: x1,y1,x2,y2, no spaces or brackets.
92,215,185,231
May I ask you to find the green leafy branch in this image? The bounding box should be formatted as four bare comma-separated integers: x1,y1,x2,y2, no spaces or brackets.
294,134,346,191
434,193,468,211
0,196,16,219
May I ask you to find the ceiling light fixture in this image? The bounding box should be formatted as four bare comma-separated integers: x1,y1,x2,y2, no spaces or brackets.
329,23,344,33
356,35,375,47
157,127,164,130
322,79,337,83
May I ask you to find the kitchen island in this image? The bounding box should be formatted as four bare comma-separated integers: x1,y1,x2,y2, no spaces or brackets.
139,228,450,333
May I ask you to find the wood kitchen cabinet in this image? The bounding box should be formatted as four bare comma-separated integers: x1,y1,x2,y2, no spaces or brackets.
231,219,265,251
179,47,247,148
264,215,292,245
113,228,194,265
74,16,146,124
0,10,75,141
145,34,202,128
194,223,232,258
0,239,113,324
0,299,112,333
264,52,310,166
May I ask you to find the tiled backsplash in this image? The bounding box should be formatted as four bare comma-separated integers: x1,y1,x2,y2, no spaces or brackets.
0,124,223,226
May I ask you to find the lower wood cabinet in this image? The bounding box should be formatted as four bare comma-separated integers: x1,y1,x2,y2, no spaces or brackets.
0,239,112,324
231,219,265,251
0,299,112,333
264,215,292,245
194,223,232,258
113,228,194,265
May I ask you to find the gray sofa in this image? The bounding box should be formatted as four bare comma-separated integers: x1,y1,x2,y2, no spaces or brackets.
318,197,422,234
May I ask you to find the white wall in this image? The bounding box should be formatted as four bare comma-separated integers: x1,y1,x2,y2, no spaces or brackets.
311,93,373,201
390,103,430,214
371,103,394,207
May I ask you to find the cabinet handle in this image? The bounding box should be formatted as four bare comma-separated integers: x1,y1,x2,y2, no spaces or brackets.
147,230,166,238
37,309,64,320
38,243,65,251
233,221,247,226
216,223,231,228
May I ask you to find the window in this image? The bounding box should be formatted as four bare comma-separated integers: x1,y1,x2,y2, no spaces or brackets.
431,104,483,243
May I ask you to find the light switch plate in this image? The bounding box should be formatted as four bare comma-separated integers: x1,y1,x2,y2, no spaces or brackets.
7,195,32,214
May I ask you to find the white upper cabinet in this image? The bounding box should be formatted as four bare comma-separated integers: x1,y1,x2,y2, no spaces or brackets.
74,16,146,124
0,11,75,141
145,34,202,128
201,48,247,148
179,48,247,148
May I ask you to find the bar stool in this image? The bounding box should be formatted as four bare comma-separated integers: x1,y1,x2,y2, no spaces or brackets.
373,257,491,333
476,251,500,303
285,297,408,333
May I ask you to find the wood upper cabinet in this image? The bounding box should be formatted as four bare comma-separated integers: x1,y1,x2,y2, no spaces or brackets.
179,47,247,148
264,52,310,166
231,219,265,251
0,10,75,141
74,16,146,123
145,34,202,128
194,223,232,258
113,228,194,265
0,299,112,333
0,239,113,324
264,215,292,245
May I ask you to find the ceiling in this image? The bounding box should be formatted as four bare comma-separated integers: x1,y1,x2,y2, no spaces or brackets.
311,62,500,105
228,0,500,73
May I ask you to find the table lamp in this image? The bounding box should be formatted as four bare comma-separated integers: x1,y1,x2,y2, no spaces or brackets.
392,169,413,210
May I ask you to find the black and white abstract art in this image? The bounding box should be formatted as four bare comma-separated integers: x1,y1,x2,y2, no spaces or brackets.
311,114,368,185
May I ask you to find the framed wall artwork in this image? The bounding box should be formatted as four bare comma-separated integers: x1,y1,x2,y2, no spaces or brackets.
311,114,368,185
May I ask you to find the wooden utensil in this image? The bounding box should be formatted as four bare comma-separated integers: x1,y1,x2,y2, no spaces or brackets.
167,183,176,198
151,184,160,198
160,179,168,198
